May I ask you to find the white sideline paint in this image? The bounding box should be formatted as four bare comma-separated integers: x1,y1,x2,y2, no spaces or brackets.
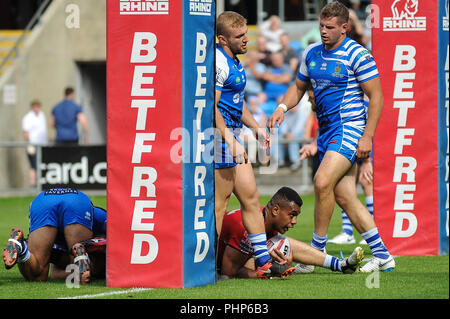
58,287,153,299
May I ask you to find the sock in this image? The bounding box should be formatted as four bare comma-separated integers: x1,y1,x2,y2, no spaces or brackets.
365,196,374,217
311,232,327,252
17,240,30,263
361,227,390,260
323,254,341,272
341,210,354,236
248,233,271,267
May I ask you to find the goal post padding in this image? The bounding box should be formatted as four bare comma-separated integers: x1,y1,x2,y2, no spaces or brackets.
106,0,216,288
371,0,448,256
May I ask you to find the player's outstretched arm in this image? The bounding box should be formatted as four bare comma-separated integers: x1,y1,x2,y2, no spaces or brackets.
266,78,308,129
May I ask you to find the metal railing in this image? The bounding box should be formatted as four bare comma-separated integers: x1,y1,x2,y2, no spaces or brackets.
1,138,314,195
0,0,53,73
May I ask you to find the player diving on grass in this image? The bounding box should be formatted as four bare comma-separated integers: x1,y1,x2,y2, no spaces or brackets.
2,188,106,284
266,1,395,272
214,11,295,279
217,187,364,279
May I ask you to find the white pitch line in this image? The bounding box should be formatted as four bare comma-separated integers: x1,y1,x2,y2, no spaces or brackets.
58,287,153,299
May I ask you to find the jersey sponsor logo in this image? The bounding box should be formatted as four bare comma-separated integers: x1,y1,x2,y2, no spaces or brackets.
188,0,213,16
44,188,79,195
119,0,169,15
383,0,426,31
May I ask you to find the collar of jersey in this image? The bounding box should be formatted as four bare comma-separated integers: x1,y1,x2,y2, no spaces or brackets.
322,36,350,55
217,46,241,66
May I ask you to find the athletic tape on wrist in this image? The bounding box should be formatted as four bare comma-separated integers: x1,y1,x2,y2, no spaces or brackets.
277,104,288,113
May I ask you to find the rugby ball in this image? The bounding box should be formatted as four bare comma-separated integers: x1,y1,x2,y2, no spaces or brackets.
267,234,290,257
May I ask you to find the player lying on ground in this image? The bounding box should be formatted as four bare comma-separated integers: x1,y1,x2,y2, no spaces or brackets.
2,188,106,284
216,187,364,279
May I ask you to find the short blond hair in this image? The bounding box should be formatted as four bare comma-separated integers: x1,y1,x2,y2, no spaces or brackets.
216,11,247,37
320,1,349,25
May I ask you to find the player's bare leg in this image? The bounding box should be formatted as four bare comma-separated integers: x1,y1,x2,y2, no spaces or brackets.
334,165,376,234
289,237,363,274
233,162,264,235
18,226,57,281
332,162,394,272
214,167,235,235
313,151,352,237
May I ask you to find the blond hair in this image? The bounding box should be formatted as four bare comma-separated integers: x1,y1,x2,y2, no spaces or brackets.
216,11,247,37
320,1,349,25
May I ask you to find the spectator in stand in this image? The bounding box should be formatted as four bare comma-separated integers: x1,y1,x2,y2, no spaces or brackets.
347,6,370,48
259,15,285,53
276,95,311,170
241,96,267,165
256,36,273,66
244,50,267,101
22,99,48,188
260,52,293,116
50,87,89,145
280,33,299,75
349,0,367,21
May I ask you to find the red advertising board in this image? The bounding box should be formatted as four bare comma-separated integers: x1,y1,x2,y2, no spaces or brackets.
106,1,184,287
372,0,439,255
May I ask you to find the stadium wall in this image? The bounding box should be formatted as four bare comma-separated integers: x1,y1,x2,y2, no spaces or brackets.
0,0,106,190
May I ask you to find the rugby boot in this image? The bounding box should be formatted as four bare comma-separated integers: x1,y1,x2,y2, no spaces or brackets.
3,228,27,269
294,262,315,274
256,261,296,279
359,255,395,273
340,246,364,274
71,243,91,284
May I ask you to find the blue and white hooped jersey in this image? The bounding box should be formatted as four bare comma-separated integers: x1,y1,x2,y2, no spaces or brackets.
297,37,379,129
215,46,246,129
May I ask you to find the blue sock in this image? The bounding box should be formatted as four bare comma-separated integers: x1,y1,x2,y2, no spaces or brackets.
17,240,30,263
341,210,353,236
311,232,327,252
248,233,271,267
323,254,341,272
361,227,390,260
365,196,374,217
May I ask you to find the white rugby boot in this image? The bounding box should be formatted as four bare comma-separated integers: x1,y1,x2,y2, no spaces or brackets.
328,232,356,244
294,262,315,274
359,255,395,273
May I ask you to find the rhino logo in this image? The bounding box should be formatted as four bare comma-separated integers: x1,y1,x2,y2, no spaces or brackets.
391,0,418,19
383,0,426,31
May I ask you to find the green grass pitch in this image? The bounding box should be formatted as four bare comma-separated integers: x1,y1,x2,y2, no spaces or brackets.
0,193,448,300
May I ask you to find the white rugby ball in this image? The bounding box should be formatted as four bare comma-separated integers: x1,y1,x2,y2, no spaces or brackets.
267,234,290,257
